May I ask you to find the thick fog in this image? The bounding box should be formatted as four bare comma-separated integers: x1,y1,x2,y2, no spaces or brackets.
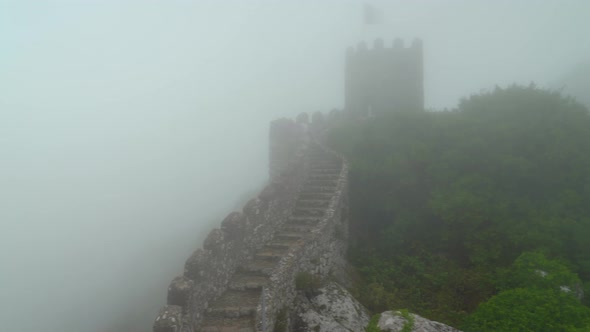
1,1,589,332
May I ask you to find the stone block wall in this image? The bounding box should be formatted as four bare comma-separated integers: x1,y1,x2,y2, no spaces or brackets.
153,112,349,332
255,146,349,331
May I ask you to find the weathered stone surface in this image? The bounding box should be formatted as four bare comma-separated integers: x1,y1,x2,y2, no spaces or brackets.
378,311,461,332
203,229,224,252
167,276,194,307
184,248,207,280
221,212,246,240
256,143,348,332
153,112,349,332
153,305,185,332
293,282,369,332
242,198,261,220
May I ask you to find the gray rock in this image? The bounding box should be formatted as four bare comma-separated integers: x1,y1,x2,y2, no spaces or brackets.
535,269,584,300
378,311,461,332
293,282,370,332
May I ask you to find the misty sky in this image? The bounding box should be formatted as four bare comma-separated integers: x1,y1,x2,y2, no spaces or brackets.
1,1,589,332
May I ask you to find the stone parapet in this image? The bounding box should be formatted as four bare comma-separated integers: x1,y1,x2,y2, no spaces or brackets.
152,112,348,332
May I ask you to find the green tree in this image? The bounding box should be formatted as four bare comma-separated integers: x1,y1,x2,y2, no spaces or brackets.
462,288,590,332
329,85,590,327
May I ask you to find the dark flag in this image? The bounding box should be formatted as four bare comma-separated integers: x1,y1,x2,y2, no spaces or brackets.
363,3,384,25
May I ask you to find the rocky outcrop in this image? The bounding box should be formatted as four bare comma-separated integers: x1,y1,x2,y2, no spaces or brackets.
290,284,463,332
378,311,461,332
293,282,370,332
535,269,585,300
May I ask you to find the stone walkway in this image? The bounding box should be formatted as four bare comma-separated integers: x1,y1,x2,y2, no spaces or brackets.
199,145,343,332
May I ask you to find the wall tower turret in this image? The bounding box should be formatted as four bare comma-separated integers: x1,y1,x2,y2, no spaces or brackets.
345,38,424,116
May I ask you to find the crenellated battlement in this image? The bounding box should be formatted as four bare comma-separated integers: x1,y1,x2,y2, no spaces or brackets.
347,37,423,54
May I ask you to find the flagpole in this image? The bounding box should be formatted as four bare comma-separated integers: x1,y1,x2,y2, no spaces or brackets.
360,2,365,43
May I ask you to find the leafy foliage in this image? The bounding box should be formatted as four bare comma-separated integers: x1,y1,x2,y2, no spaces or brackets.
328,85,590,327
398,309,414,332
295,271,322,297
462,288,590,332
498,252,582,293
463,252,588,331
365,314,382,332
273,307,288,332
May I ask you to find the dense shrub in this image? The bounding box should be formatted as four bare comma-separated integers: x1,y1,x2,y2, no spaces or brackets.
462,288,590,332
328,85,590,327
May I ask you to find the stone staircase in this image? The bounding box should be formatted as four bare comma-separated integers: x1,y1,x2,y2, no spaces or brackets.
199,145,343,332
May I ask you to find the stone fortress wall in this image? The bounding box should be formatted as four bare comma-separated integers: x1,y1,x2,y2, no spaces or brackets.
152,37,423,332
153,111,349,332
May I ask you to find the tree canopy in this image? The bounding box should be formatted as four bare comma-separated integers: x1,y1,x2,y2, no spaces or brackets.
328,85,590,327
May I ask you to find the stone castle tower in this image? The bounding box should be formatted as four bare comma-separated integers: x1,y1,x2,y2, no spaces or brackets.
345,38,424,116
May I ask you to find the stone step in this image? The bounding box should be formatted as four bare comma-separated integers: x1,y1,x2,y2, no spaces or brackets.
255,247,288,261
206,290,260,318
309,155,340,160
296,199,330,208
310,155,339,159
266,241,291,249
303,183,337,189
289,216,322,225
305,179,338,187
275,232,305,241
310,157,340,162
309,158,341,163
200,315,256,332
228,272,269,291
267,233,302,249
305,181,338,186
298,192,333,201
309,164,342,171
310,163,342,169
309,150,337,155
309,168,342,175
238,258,277,276
307,150,328,156
307,154,328,158
265,241,294,250
292,208,325,217
282,224,315,234
308,174,340,181
301,186,337,194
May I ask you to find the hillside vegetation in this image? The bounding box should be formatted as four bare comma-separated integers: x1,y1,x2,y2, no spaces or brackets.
327,85,590,331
